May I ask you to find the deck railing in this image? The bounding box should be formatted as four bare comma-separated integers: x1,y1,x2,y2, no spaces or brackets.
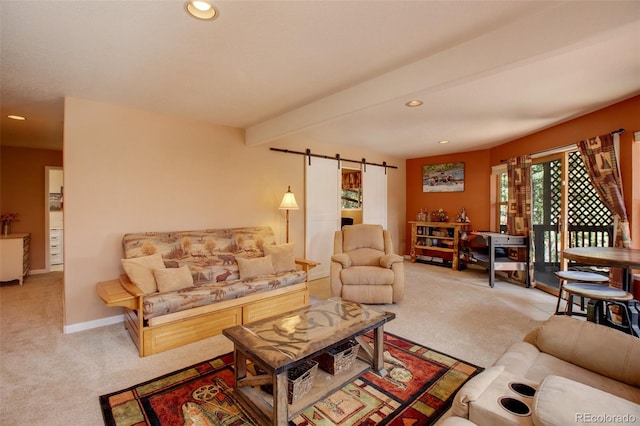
532,224,613,271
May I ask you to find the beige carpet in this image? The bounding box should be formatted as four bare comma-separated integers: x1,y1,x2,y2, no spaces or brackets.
0,262,556,425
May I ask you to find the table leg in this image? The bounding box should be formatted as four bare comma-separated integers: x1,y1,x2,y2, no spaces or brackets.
622,268,640,337
372,326,388,377
627,300,640,338
273,372,289,425
234,348,247,383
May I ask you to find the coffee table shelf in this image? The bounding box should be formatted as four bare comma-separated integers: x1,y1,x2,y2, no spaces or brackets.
236,358,370,422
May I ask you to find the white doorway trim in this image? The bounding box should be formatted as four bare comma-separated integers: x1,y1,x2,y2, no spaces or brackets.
45,166,63,272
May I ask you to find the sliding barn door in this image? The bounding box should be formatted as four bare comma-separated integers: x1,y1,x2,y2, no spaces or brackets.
305,157,340,280
362,165,387,228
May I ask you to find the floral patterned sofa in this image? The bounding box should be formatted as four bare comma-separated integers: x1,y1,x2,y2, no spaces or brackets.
97,227,317,357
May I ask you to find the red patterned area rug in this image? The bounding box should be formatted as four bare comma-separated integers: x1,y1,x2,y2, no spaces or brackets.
100,332,482,426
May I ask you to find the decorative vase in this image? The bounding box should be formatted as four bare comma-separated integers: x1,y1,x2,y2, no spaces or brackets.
2,221,10,236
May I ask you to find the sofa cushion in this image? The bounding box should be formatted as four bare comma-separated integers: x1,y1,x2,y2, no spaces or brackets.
347,248,386,266
122,227,278,285
341,284,394,305
143,270,307,322
154,265,194,293
237,255,275,280
121,253,166,294
340,266,394,285
533,375,640,426
264,243,296,273
495,319,640,404
343,224,384,252
527,316,640,387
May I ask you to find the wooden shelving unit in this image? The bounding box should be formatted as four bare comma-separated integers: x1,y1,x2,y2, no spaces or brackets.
409,221,470,271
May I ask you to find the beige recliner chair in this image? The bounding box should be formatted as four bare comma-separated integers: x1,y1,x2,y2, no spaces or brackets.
330,224,405,304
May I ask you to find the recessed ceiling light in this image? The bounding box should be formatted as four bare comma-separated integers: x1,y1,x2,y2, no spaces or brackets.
404,100,423,107
439,140,449,144
8,115,26,120
185,1,218,20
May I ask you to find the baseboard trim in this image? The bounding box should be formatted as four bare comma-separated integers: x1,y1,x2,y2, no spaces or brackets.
29,269,48,275
64,314,123,334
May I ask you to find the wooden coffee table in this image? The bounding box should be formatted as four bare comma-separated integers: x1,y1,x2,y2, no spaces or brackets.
222,298,395,425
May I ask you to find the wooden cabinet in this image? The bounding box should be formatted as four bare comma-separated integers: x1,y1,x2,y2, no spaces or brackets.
0,233,30,284
50,228,63,265
409,221,470,271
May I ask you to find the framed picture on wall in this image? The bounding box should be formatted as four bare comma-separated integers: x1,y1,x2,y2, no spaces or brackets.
422,162,464,192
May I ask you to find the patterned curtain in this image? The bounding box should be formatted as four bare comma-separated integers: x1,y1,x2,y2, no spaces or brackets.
507,156,532,236
507,155,533,283
576,133,632,289
576,133,631,247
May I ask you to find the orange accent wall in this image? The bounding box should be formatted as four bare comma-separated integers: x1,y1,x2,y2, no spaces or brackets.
405,95,640,254
1,146,63,271
406,149,491,253
489,96,640,248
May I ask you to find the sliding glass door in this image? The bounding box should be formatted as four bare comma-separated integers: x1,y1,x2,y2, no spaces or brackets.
531,151,613,291
530,154,564,289
496,150,613,292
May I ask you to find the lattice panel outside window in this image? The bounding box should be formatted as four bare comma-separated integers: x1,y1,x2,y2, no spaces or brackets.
568,151,612,226
549,160,561,225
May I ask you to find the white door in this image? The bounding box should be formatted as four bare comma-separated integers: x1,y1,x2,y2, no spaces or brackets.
362,165,387,228
305,157,340,280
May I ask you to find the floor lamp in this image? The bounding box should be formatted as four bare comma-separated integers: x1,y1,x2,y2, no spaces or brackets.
279,186,299,243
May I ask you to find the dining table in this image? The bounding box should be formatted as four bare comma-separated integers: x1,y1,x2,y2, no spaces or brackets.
563,246,640,336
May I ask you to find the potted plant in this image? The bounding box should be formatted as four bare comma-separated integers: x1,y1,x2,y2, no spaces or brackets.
1,213,19,236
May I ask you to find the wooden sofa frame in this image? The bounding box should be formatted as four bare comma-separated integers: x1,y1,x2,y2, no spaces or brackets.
97,258,317,357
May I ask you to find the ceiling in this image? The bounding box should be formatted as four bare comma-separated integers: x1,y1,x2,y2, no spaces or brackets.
1,1,639,159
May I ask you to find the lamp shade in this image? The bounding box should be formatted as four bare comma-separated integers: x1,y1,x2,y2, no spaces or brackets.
279,186,299,210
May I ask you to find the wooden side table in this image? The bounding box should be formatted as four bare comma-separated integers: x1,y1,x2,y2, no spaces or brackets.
97,279,136,310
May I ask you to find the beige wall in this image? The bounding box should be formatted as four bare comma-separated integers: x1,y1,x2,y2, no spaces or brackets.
63,97,405,327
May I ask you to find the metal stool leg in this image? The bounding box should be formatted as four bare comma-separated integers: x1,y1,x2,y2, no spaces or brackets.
587,299,604,323
555,279,566,315
565,292,574,317
597,300,638,336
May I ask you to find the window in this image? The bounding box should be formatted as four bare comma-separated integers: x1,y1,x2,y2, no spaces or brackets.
497,171,508,232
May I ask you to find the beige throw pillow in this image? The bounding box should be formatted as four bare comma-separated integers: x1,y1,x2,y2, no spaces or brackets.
237,255,275,280
121,253,166,294
264,243,296,273
154,265,194,293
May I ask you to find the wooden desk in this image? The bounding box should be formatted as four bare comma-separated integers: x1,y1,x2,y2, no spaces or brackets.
466,232,530,288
